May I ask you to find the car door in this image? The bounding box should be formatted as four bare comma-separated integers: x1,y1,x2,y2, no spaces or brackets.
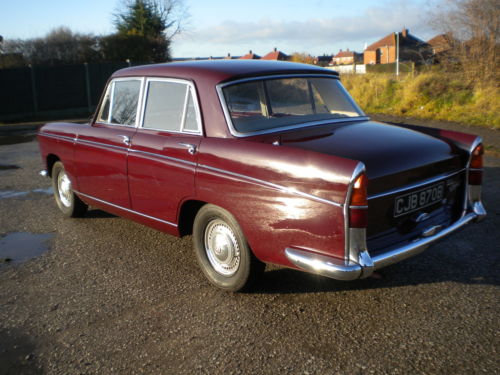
127,78,203,225
74,78,143,208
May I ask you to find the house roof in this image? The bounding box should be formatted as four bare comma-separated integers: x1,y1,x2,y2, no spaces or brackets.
239,50,261,60
365,29,425,51
427,34,453,49
334,50,355,58
261,49,289,60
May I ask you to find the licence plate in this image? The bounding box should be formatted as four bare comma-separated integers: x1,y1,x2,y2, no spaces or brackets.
394,182,445,217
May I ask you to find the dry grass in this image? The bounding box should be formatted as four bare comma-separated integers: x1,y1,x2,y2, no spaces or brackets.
341,72,500,129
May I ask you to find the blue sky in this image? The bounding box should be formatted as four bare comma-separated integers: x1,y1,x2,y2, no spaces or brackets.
1,0,437,58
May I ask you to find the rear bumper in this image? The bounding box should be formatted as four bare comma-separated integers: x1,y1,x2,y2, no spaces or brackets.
285,202,485,281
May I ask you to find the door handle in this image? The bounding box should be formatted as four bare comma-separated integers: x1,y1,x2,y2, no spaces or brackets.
119,135,131,146
178,142,197,155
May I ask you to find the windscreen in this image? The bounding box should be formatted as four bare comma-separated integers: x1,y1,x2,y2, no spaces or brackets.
222,77,364,134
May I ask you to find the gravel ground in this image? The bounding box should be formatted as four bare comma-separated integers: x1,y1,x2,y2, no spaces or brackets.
0,123,499,375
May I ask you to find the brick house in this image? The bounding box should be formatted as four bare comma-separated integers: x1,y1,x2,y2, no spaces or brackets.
331,49,363,65
239,50,261,59
261,48,289,61
364,28,431,65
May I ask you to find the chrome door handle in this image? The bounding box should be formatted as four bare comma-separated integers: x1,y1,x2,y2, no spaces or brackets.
178,142,197,155
119,135,131,146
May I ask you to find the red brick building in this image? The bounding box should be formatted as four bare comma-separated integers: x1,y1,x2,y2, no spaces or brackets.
364,28,431,65
261,48,289,61
331,49,363,65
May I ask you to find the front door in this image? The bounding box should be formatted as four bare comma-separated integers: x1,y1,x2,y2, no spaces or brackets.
74,78,143,208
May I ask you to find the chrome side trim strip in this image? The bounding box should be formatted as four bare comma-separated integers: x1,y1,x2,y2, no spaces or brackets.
129,148,197,166
38,132,77,143
285,210,479,281
74,191,177,228
198,164,343,208
77,138,129,152
368,168,465,200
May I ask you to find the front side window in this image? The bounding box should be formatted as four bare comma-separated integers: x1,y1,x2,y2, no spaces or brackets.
221,76,365,134
97,79,142,126
142,80,201,134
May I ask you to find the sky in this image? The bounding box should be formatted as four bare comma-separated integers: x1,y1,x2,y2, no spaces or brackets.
0,0,438,58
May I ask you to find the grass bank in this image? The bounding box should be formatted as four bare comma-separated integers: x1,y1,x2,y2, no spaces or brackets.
341,72,500,129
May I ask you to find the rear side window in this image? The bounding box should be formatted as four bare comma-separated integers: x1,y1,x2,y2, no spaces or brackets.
142,79,202,134
96,79,142,126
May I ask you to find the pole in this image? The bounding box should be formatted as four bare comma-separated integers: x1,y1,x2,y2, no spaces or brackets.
396,32,400,76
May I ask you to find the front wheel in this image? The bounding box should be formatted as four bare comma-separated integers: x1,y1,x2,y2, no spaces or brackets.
193,204,264,292
51,161,88,218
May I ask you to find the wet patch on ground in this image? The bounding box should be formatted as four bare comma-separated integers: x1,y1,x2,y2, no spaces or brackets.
0,232,54,265
0,188,52,199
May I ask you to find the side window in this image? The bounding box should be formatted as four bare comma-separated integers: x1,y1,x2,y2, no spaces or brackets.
142,80,201,134
111,80,141,126
96,79,141,126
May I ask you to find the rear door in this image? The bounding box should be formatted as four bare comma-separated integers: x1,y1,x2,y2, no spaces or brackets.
127,78,203,225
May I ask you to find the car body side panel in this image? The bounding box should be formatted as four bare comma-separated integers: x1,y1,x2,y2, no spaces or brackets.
195,137,358,265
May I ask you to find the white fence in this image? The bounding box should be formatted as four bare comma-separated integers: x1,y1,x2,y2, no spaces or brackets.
326,64,366,74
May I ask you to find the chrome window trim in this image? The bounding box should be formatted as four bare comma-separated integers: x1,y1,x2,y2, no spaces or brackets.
368,168,466,200
198,163,343,208
74,190,177,228
216,74,368,138
95,77,145,128
139,77,203,136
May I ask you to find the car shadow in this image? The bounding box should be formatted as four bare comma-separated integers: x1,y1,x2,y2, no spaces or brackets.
0,328,42,374
250,165,500,294
84,209,116,219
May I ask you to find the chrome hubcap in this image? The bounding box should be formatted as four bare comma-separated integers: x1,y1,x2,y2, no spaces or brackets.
57,170,72,207
204,219,240,276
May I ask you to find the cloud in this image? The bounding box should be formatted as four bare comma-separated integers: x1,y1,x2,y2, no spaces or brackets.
177,2,434,52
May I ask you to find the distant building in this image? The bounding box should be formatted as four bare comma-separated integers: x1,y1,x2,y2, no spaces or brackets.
239,50,261,59
331,49,363,65
261,48,289,61
364,28,431,65
313,54,333,66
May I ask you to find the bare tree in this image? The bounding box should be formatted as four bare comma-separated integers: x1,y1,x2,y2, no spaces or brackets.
430,0,499,83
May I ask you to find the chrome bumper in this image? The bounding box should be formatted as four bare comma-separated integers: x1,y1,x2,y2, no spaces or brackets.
285,203,485,281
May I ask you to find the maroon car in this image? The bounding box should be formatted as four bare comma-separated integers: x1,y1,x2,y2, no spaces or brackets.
38,60,486,291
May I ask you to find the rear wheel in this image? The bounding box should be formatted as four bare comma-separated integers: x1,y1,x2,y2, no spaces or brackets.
51,161,88,218
193,204,264,291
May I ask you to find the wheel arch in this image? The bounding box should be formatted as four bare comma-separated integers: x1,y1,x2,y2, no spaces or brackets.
46,154,60,177
178,199,207,236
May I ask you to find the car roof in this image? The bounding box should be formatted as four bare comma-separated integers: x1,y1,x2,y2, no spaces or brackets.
112,59,339,85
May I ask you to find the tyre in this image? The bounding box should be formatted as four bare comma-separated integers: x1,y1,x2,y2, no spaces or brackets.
51,161,88,218
193,204,264,291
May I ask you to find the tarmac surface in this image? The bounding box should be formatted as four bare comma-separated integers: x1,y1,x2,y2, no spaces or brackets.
0,120,499,374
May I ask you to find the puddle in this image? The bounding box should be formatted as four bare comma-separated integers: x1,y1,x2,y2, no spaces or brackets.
0,188,53,199
0,164,20,171
0,232,54,265
0,134,37,146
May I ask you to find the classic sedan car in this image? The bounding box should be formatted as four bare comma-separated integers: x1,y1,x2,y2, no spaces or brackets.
38,60,486,291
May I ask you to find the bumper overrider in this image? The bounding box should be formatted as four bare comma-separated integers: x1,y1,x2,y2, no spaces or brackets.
285,201,485,281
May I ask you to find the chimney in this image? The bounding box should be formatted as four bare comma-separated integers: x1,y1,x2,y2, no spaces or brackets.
249,50,252,54
402,28,408,38
274,47,277,52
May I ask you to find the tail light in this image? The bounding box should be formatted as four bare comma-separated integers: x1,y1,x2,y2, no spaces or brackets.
468,144,483,185
349,173,368,228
